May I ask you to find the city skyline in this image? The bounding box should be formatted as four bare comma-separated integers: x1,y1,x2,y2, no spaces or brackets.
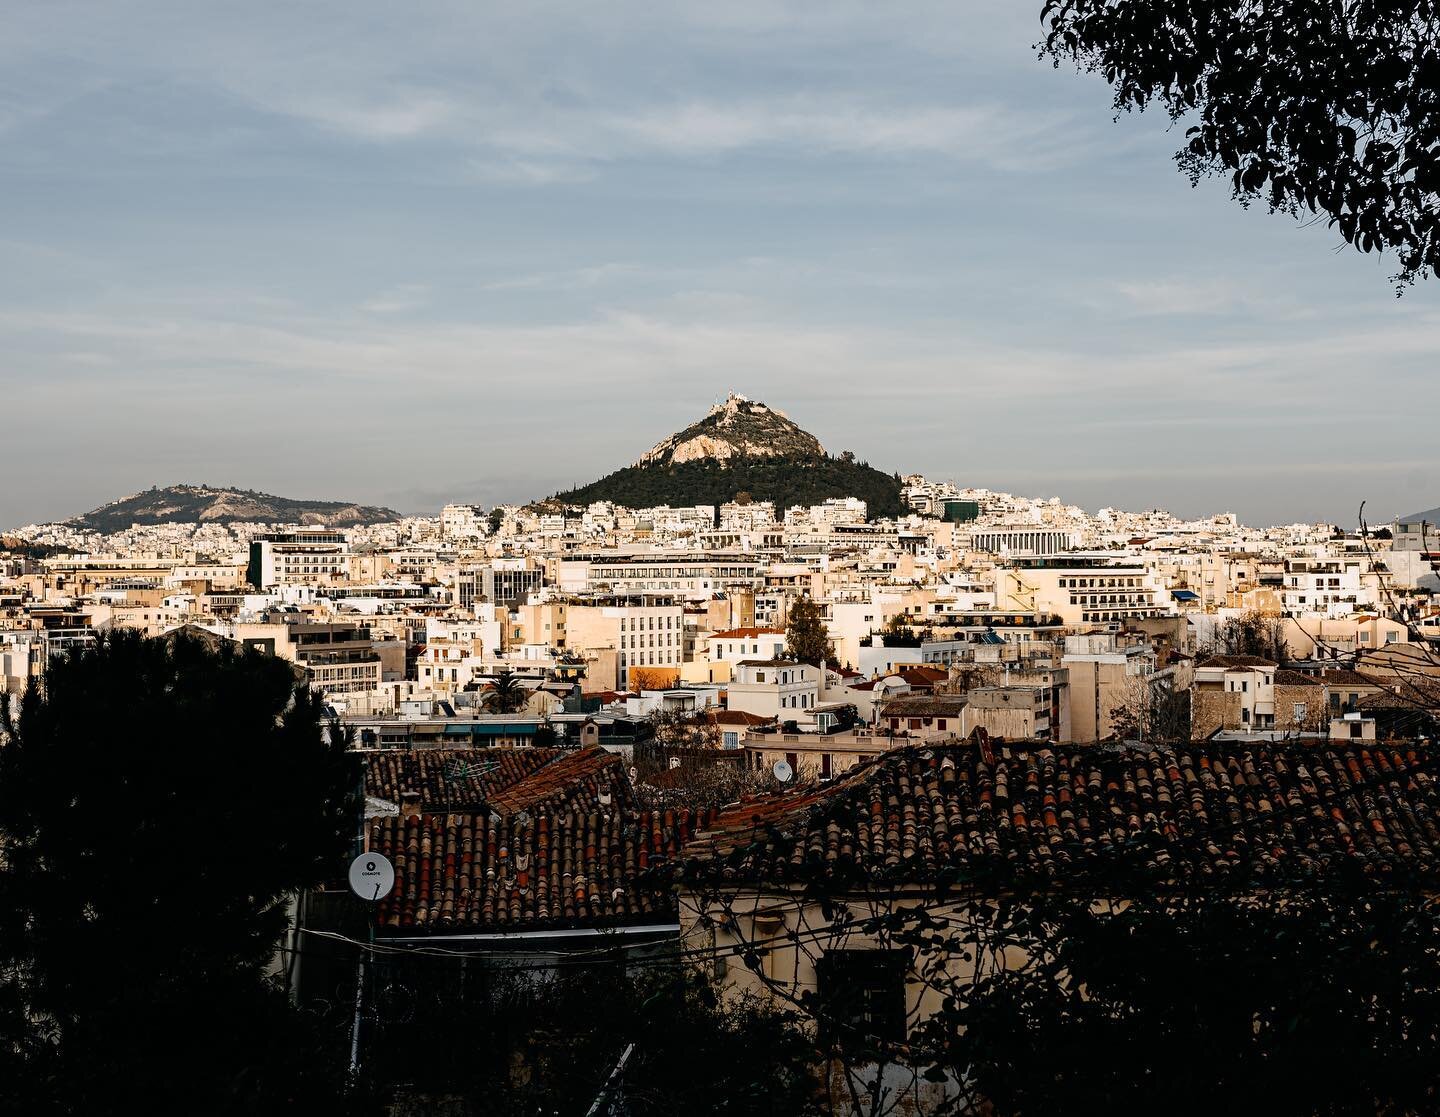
4,1,1438,529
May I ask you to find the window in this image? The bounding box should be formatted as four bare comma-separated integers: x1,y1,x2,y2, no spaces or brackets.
722,731,738,749
1350,722,1363,739
1292,702,1308,724
816,949,908,1047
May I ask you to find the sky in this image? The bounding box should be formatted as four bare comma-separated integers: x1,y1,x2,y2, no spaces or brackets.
3,1,1436,530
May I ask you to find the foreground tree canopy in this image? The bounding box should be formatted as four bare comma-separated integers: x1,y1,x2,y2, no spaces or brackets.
1041,0,1440,286
0,629,358,1114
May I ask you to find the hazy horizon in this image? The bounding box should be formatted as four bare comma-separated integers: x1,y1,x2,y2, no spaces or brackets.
4,2,1437,530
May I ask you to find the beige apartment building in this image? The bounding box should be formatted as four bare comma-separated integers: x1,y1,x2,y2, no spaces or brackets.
996,556,1172,626
561,596,686,688
1061,634,1159,742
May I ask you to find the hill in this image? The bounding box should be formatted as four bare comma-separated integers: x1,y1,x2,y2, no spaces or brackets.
68,485,400,532
548,393,906,519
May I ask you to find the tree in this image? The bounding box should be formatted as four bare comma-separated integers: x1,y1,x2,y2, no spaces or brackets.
360,954,823,1116
0,629,358,1114
1204,610,1290,661
940,884,1440,1116
1041,0,1440,287
1108,671,1192,742
481,669,528,714
785,596,836,669
629,665,681,692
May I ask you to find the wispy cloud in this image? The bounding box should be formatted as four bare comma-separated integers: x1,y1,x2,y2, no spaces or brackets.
360,284,429,314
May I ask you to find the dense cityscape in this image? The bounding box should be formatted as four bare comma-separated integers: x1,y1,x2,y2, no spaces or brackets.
4,393,1439,1110
8,0,1440,1111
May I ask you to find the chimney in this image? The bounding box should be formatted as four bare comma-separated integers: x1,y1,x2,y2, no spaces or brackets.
400,791,423,821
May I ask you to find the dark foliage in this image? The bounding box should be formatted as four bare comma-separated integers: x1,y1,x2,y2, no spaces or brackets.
1041,0,1440,287
786,595,838,669
361,956,823,1116
552,454,907,520
1206,610,1291,661
482,668,528,714
936,885,1440,1116
0,629,359,1114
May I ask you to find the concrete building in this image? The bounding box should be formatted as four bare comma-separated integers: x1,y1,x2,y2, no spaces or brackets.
1061,634,1159,743
997,555,1172,626
726,659,822,721
246,530,350,589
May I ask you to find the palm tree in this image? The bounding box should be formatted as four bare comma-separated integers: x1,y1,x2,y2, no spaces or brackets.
482,669,527,714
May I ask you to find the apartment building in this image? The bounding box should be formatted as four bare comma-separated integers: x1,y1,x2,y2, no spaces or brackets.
562,595,686,688
997,555,1172,625
246,530,349,589
726,659,822,721
1061,633,1158,742
235,618,390,696
557,552,760,598
454,561,544,611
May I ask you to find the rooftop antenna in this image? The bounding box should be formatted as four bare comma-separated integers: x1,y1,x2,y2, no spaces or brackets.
772,759,794,783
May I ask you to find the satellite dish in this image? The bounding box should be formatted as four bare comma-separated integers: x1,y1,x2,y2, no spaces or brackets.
348,851,395,902
772,760,794,783
628,766,638,780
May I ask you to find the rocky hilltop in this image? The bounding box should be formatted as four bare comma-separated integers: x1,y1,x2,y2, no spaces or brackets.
548,393,905,518
68,485,400,532
635,394,825,466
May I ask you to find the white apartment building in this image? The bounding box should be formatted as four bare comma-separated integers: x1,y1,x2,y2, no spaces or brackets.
707,627,787,665
440,503,487,541
246,530,350,589
1281,556,1379,618
726,659,821,721
557,552,760,598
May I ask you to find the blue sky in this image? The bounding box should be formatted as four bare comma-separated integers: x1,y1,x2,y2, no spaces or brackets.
3,0,1435,529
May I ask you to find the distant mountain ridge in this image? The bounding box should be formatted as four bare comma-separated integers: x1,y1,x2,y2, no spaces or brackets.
68,485,400,532
548,393,905,518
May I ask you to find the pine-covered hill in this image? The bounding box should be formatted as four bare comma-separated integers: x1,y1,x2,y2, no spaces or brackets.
550,454,907,519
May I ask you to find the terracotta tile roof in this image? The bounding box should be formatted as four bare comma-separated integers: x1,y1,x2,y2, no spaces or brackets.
679,741,1440,889
709,709,775,727
370,803,711,934
1274,669,1325,687
897,666,949,687
1320,668,1381,688
366,744,721,934
1199,655,1278,669
365,747,562,811
879,695,969,718
710,627,785,640
485,745,635,818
